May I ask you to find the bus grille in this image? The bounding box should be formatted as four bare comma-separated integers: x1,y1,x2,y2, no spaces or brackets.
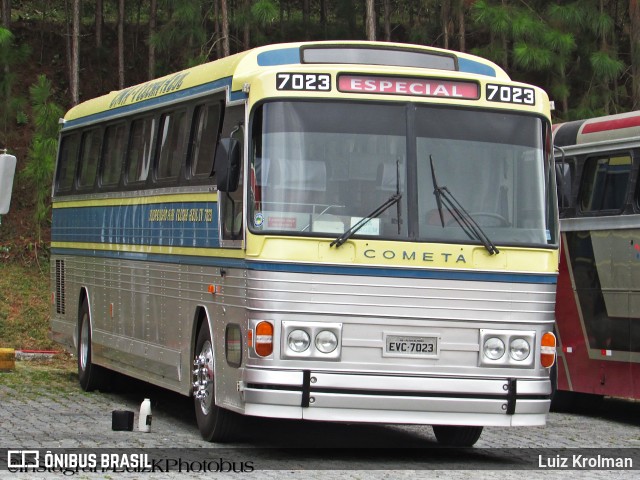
55,260,66,315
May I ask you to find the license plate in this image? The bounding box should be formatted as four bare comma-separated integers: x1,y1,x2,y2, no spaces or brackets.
384,334,439,358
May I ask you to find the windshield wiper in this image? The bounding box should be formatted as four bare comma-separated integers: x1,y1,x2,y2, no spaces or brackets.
331,193,401,248
429,155,500,255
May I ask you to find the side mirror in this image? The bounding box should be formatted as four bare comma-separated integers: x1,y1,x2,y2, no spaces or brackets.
0,152,17,215
216,138,241,193
555,162,572,209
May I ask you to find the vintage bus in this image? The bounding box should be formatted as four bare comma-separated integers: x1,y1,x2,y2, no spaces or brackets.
50,41,559,447
553,111,640,407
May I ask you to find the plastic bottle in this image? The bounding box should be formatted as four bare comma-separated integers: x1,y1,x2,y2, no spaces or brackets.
138,398,152,432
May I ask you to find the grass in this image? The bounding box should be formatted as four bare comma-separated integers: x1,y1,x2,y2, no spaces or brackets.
0,260,58,350
0,260,79,396
0,356,78,396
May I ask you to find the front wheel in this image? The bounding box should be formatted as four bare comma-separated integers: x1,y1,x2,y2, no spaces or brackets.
193,323,242,442
432,425,483,447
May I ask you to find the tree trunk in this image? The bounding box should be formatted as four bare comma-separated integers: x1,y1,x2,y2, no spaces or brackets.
71,0,80,105
383,0,391,41
243,0,250,50
221,0,230,57
631,0,640,109
303,0,310,40
320,0,328,38
118,0,124,89
1,0,10,28
457,0,465,52
149,0,157,79
214,0,222,58
441,0,450,49
95,0,102,48
365,0,375,41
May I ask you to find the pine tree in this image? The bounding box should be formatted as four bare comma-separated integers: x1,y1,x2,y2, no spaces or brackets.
0,27,29,147
22,75,63,243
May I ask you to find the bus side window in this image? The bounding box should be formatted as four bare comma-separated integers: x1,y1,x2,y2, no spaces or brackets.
126,116,156,185
188,102,222,179
101,123,126,187
580,154,631,212
77,128,102,190
56,133,81,194
156,110,187,182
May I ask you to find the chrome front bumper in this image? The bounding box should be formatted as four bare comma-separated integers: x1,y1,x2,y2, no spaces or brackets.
240,368,551,427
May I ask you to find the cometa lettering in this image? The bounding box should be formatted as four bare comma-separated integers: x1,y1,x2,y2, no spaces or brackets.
363,249,466,263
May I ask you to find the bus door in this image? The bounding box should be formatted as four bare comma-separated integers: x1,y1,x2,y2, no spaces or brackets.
213,103,246,412
218,104,245,246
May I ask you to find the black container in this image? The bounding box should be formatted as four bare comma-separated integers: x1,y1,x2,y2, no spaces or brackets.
111,410,134,431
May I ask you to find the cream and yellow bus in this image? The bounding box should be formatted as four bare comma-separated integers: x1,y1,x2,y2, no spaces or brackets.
50,41,558,447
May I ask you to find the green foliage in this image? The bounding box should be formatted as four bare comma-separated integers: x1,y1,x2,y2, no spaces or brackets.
590,50,624,81
22,75,63,242
0,27,31,145
513,42,552,71
252,0,278,26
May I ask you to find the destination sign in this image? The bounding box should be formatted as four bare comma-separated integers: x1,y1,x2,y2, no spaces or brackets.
338,74,479,99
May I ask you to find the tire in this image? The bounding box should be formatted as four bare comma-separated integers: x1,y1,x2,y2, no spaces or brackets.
193,323,242,442
432,425,483,447
77,299,109,392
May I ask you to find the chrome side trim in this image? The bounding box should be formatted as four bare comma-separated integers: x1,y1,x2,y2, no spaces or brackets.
560,215,640,232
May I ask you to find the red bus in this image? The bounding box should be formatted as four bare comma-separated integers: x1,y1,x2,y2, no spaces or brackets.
552,111,640,408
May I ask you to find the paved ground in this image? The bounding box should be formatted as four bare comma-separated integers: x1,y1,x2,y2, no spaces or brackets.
1,359,639,479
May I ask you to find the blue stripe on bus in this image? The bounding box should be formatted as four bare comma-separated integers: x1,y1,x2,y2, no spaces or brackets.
257,48,301,66
246,261,557,284
50,246,557,284
63,77,246,130
51,248,245,267
457,58,496,77
52,202,220,248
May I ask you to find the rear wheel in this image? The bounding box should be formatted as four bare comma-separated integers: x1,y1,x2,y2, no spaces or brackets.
77,299,109,391
193,323,242,442
432,425,483,447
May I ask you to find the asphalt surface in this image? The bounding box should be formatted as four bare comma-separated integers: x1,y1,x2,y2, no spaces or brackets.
1,359,639,479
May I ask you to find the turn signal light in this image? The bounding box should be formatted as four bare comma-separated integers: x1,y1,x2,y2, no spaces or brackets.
255,321,274,357
540,332,556,368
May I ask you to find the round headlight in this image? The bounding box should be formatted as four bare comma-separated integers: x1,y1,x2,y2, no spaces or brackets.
315,330,338,354
288,329,310,353
510,338,531,361
483,337,505,360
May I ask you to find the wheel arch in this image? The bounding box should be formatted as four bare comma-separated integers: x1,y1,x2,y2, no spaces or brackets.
190,306,214,395
74,287,91,351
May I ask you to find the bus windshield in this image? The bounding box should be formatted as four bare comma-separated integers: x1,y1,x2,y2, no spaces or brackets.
250,101,556,248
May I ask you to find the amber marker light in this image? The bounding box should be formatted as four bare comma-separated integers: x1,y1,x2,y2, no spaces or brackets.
540,332,557,368
255,321,274,357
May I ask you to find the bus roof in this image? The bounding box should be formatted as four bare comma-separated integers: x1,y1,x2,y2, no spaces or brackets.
62,41,511,128
553,110,640,147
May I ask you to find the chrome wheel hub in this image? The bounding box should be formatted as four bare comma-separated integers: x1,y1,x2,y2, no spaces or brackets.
192,340,214,414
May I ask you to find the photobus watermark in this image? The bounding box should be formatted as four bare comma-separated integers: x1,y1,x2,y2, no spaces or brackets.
3,449,254,475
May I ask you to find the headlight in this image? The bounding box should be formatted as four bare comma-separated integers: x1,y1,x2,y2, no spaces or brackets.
288,329,310,353
509,338,531,361
483,337,505,360
315,330,338,354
